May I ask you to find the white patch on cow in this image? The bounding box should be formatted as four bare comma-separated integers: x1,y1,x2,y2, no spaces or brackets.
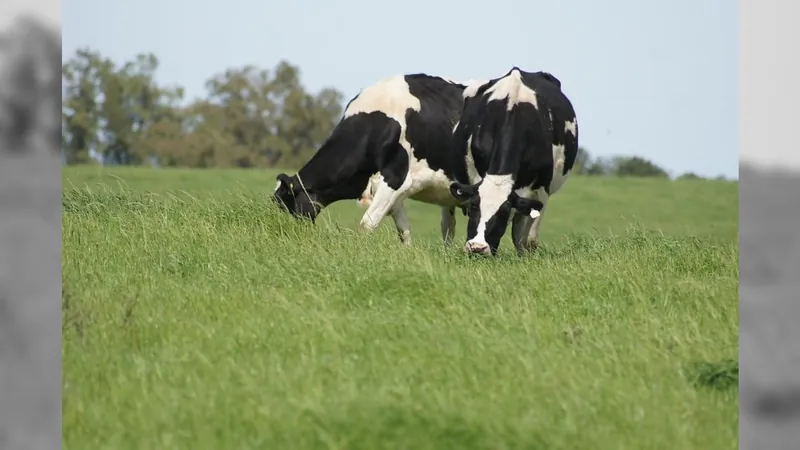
344,75,421,123
462,80,488,99
406,160,460,207
465,79,487,88
564,119,577,137
442,77,485,88
549,144,570,195
485,69,537,111
513,185,537,200
468,174,514,246
464,135,481,184
273,181,281,193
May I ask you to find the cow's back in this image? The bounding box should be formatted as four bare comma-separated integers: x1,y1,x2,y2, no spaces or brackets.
343,74,469,208
343,75,422,124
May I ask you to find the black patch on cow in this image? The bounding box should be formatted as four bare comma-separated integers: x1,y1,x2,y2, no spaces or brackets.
482,202,513,254
523,72,579,176
404,74,465,179
274,111,400,220
307,110,402,199
534,71,562,89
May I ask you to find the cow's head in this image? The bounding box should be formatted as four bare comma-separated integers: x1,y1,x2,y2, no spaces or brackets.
449,177,543,256
273,173,322,222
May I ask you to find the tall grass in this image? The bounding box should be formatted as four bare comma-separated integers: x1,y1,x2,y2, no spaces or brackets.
62,166,738,449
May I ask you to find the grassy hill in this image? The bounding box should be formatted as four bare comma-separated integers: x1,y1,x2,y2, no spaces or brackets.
62,166,738,449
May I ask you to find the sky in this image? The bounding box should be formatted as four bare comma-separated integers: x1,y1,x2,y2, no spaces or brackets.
63,0,738,179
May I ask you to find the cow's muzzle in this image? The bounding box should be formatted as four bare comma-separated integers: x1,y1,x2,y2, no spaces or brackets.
465,240,491,256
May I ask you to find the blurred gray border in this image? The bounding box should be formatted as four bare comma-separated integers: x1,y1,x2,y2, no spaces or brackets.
739,1,800,449
0,11,62,450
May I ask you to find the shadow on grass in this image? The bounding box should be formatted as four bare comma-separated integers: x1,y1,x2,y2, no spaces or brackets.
685,358,738,391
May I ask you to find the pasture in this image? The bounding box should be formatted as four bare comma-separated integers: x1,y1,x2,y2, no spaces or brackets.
62,166,739,449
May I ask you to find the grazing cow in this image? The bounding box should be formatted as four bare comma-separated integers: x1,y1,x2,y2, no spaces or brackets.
448,67,579,256
273,74,484,245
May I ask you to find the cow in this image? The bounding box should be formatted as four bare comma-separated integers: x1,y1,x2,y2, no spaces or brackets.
448,67,579,256
273,73,485,246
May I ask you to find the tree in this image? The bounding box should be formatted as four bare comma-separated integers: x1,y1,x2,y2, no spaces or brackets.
62,49,170,165
62,49,103,164
585,157,614,176
61,49,346,169
677,172,702,180
610,156,669,178
573,146,592,174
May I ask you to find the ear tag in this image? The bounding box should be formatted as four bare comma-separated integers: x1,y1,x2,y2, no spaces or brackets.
289,182,294,190
529,209,541,220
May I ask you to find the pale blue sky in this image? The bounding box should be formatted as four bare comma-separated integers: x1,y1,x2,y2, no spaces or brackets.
63,0,737,179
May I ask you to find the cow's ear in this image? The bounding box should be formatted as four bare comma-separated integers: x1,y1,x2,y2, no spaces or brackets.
449,182,476,202
276,173,295,192
510,193,544,219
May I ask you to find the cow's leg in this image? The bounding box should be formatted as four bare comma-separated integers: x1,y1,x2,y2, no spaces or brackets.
512,190,549,256
361,144,412,232
360,176,412,231
441,206,456,246
524,204,548,252
391,201,412,245
511,212,536,256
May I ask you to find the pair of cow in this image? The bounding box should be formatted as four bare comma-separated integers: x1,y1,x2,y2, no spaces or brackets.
273,67,579,256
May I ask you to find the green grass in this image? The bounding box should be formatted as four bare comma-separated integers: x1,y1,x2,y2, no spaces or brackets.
62,166,739,449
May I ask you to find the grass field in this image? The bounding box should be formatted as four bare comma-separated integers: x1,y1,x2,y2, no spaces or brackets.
62,165,739,449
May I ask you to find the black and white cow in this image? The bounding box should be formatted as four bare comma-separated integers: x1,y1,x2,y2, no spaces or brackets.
273,73,484,245
448,67,579,256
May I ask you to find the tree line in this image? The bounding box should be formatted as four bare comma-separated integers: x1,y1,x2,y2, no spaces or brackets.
61,48,722,179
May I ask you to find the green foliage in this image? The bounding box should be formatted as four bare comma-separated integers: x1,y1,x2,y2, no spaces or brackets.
612,155,670,178
686,359,739,391
62,49,343,169
678,172,702,180
62,166,739,449
578,148,673,178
